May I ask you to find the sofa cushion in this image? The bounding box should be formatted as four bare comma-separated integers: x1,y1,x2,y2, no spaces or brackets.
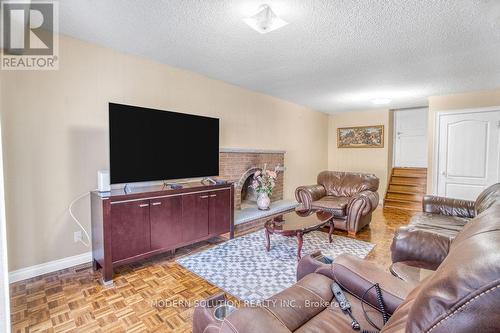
220,306,291,333
389,262,435,285
332,254,413,314
311,196,349,215
265,273,333,331
219,273,332,333
317,171,379,197
294,293,383,333
409,212,469,238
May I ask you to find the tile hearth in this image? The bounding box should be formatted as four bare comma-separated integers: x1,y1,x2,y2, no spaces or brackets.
234,199,298,226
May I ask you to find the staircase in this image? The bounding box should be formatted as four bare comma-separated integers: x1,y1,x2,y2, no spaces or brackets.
384,167,427,211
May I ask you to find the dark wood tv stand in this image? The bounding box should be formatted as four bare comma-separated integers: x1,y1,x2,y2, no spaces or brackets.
90,182,234,284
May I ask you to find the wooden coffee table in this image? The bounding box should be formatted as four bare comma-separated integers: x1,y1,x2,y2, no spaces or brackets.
264,210,334,261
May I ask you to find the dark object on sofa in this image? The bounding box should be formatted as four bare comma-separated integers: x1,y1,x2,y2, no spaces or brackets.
193,204,500,333
391,183,500,270
295,171,379,235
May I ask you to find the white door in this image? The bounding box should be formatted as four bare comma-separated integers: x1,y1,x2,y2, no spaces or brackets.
437,109,500,200
394,108,428,167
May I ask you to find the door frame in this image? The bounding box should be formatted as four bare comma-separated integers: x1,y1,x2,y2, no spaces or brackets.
392,107,428,168
0,117,10,332
434,106,500,195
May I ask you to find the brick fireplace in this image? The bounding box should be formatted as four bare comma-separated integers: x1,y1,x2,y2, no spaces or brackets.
218,148,285,210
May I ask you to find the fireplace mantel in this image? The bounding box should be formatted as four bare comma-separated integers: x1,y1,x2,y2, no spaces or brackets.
220,148,286,154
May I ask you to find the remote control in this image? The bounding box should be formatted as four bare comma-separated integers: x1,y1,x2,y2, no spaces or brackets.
331,282,351,311
331,283,361,331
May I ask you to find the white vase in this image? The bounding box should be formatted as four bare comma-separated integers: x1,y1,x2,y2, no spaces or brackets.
257,193,271,210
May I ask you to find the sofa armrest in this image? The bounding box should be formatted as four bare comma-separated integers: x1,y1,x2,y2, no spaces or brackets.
347,190,379,215
390,226,452,270
422,195,475,218
221,274,332,333
295,185,326,210
192,292,227,333
345,190,379,234
296,251,333,281
332,254,413,315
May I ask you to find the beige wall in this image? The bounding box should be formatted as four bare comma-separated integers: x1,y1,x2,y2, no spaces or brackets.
0,36,329,271
427,88,500,193
328,109,393,199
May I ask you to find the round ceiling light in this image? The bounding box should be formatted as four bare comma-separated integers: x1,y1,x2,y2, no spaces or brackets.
243,4,289,34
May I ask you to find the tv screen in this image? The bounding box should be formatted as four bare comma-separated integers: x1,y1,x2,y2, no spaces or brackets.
109,103,219,184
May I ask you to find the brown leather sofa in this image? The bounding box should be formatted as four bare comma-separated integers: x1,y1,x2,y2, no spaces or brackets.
193,204,500,333
391,183,500,270
295,171,379,235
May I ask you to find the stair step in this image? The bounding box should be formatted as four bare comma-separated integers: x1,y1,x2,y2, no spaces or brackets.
384,199,422,211
393,167,427,170
388,184,426,194
386,192,423,202
390,176,427,186
392,167,427,172
385,168,427,212
392,171,427,178
392,168,426,177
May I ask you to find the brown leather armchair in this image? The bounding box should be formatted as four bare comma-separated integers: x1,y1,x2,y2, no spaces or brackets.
193,204,500,333
295,171,379,235
391,183,500,270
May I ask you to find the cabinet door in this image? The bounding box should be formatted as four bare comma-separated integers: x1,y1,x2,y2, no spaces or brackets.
111,200,151,262
209,189,231,235
181,193,209,242
150,196,182,250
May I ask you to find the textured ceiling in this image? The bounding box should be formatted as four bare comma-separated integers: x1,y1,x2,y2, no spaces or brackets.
59,0,500,113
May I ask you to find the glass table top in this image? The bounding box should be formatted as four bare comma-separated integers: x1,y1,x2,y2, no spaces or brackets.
265,210,333,232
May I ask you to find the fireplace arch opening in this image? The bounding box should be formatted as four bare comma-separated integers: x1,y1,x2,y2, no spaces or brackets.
237,167,262,210
241,174,258,209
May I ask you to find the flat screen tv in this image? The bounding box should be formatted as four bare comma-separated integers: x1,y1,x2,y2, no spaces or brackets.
109,103,219,184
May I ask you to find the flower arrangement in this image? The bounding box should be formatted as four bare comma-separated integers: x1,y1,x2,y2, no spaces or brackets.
251,164,278,197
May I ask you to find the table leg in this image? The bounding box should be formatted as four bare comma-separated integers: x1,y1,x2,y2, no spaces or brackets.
265,229,271,252
297,232,303,261
329,220,334,243
102,262,114,285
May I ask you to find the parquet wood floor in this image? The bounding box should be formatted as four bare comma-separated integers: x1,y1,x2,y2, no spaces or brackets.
10,207,415,333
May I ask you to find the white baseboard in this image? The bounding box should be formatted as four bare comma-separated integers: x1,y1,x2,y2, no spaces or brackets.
9,251,92,283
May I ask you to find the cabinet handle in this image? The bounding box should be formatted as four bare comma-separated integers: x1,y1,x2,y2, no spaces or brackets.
210,194,217,197
200,195,209,199
151,202,162,206
139,204,149,208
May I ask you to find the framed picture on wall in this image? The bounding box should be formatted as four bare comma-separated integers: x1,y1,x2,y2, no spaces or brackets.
337,125,384,148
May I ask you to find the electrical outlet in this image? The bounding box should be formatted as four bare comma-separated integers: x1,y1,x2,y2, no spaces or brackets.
74,231,82,243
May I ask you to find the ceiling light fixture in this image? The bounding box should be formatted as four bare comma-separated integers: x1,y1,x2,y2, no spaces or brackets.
371,98,392,105
243,4,288,34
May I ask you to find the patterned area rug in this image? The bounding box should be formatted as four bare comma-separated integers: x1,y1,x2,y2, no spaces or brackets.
176,230,375,302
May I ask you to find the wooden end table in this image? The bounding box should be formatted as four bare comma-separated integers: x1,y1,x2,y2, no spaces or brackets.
264,210,334,261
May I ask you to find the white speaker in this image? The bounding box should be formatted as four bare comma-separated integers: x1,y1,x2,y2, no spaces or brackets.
97,170,111,192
